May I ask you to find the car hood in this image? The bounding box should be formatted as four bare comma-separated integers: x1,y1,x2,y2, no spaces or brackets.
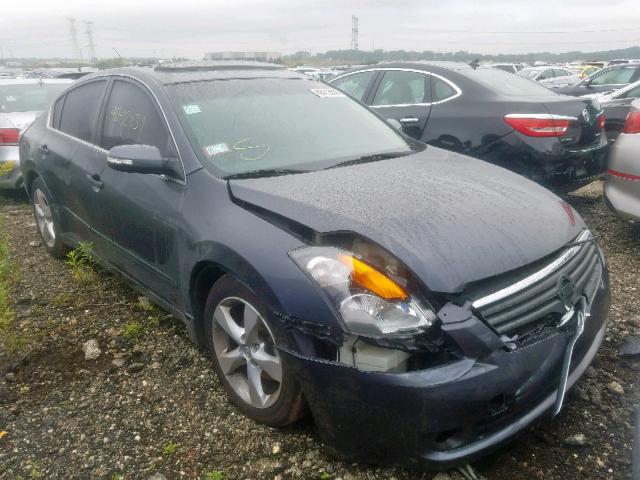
229,148,584,293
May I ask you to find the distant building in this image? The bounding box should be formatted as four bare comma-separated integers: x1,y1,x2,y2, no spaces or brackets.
203,51,282,62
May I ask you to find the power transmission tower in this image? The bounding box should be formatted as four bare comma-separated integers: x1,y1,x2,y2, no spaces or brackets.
67,17,83,61
351,15,359,51
84,21,97,62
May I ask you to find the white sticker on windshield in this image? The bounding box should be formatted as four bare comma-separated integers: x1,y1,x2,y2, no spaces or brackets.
183,104,201,115
205,143,229,157
309,88,345,98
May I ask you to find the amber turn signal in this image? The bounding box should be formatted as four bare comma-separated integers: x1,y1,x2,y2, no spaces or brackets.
339,254,409,301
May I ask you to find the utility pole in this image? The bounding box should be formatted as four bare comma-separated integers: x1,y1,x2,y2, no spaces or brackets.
351,15,359,51
84,20,97,63
67,17,83,61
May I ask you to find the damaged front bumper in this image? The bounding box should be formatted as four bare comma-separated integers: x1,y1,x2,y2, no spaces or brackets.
282,273,609,469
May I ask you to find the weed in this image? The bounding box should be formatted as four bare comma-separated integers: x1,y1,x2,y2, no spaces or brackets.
203,471,226,480
319,473,333,480
162,441,177,456
123,321,144,339
51,291,74,307
66,242,98,285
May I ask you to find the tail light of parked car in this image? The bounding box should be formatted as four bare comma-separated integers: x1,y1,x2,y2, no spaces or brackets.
623,111,640,134
0,128,20,146
597,112,606,130
504,114,572,137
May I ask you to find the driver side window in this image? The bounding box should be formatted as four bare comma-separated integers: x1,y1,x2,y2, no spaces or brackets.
100,80,172,156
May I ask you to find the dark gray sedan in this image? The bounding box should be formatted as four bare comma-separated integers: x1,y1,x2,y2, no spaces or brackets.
19,63,609,468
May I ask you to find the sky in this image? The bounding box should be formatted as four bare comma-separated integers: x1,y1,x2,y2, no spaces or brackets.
2,0,640,59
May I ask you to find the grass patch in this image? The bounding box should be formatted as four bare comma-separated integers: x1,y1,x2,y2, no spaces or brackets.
162,441,177,456
203,471,226,480
66,242,98,285
0,214,22,353
123,321,145,339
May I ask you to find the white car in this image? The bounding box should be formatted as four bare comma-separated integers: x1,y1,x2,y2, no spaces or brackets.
517,66,581,88
0,78,72,189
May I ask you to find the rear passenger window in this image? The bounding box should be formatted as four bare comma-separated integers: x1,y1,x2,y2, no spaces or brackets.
100,80,170,155
52,96,64,129
431,77,457,103
331,71,376,102
58,80,107,142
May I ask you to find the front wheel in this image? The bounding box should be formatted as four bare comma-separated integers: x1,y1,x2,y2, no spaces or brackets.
204,275,306,426
30,177,68,258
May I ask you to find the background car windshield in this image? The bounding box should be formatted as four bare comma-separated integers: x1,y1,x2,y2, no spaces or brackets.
0,83,69,113
516,69,539,80
473,69,554,96
169,78,412,176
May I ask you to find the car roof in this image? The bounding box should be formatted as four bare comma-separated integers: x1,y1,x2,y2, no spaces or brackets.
0,78,74,86
88,62,309,86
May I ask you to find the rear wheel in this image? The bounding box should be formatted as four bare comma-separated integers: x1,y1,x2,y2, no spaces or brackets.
30,177,67,258
204,275,306,426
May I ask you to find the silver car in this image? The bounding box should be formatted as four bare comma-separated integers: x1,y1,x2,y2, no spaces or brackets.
517,66,581,88
0,79,72,189
604,98,640,221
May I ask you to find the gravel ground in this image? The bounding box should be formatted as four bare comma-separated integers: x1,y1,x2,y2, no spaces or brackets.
0,181,638,480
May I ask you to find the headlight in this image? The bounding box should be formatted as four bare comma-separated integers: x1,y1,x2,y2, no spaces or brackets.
290,246,436,337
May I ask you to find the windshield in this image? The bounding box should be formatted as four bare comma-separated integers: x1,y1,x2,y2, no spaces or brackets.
516,68,540,80
0,83,69,113
472,69,555,96
169,78,414,177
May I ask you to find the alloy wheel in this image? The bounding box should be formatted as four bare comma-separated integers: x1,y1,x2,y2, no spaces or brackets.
211,297,283,409
33,188,55,248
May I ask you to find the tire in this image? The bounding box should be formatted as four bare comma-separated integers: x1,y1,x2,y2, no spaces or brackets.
204,275,306,426
30,177,68,259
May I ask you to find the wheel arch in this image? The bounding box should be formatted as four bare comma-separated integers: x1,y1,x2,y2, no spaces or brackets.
187,248,285,348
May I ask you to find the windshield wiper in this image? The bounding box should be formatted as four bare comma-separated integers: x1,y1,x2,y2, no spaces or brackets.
324,152,409,170
224,168,309,180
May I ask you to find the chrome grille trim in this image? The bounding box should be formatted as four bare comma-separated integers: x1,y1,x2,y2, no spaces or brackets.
472,230,592,310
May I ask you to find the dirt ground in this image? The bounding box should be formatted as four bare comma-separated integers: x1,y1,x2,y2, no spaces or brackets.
0,181,638,480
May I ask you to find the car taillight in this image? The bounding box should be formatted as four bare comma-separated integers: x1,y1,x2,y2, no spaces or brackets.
0,128,20,146
623,111,640,134
597,112,606,130
504,114,572,137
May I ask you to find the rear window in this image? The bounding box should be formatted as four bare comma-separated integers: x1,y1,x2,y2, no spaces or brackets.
169,78,413,177
472,69,555,96
58,80,107,143
0,83,70,113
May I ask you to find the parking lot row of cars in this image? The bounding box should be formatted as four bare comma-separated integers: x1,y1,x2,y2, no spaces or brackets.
0,58,638,469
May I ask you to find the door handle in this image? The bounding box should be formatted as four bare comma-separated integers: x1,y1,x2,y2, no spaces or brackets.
39,144,49,155
399,117,420,124
86,174,103,191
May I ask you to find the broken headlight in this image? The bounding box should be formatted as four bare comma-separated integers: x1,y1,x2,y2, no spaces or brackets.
290,246,436,337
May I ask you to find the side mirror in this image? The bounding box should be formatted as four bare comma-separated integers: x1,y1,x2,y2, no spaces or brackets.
107,144,175,176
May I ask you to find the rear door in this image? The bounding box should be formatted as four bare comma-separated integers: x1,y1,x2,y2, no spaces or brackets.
44,79,108,242
93,78,185,306
368,69,433,139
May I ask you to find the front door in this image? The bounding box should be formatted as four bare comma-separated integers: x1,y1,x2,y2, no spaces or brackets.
92,78,185,307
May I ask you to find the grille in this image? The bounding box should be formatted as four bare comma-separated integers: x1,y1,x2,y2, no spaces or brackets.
471,230,602,336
